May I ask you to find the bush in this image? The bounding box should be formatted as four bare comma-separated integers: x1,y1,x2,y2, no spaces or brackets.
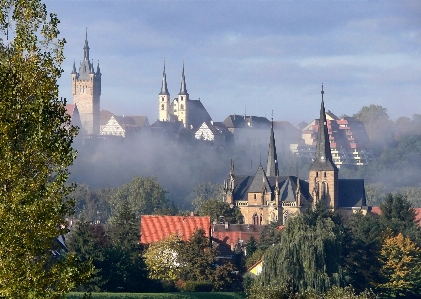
182,281,213,292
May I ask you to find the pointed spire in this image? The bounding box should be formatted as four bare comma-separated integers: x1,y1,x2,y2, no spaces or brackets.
309,84,338,171
83,27,90,61
266,111,278,176
96,60,101,75
71,60,76,74
160,59,169,95
179,62,188,95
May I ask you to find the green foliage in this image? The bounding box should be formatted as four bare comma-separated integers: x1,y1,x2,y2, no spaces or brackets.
379,193,421,242
71,184,112,223
66,292,246,299
192,182,224,212
245,249,264,270
198,199,243,224
143,234,184,281
0,0,93,297
377,233,421,298
344,212,382,292
110,176,177,219
259,206,346,294
245,236,258,258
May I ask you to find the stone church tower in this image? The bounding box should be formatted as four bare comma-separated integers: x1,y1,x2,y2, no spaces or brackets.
308,85,339,209
71,29,101,134
158,61,170,121
176,64,189,128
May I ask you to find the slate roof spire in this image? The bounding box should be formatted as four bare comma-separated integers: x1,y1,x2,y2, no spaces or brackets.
71,60,76,74
179,62,188,96
96,60,101,75
266,113,278,177
83,27,89,61
160,59,169,95
309,84,338,171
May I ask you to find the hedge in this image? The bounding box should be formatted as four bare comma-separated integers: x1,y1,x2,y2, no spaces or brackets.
66,292,245,299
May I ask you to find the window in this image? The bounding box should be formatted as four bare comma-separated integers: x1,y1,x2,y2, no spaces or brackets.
161,97,164,101
324,172,327,178
161,104,164,110
180,104,184,110
253,194,256,200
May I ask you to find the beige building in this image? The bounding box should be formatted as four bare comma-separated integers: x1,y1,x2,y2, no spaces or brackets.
156,62,212,130
224,86,368,225
71,30,101,135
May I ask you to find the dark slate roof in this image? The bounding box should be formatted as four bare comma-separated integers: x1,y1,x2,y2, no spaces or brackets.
188,100,212,130
212,224,266,234
248,165,271,193
222,115,271,129
309,96,338,172
232,173,310,203
338,179,366,207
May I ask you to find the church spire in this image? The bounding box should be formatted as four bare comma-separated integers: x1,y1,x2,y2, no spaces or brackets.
83,27,90,61
266,112,278,176
179,62,188,95
71,60,76,74
309,84,338,171
160,59,169,95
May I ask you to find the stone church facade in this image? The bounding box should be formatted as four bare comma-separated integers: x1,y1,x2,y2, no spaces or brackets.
71,30,101,135
224,86,368,225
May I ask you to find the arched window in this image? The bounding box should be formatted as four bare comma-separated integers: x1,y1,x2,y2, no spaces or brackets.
283,211,290,225
252,213,258,225
162,97,164,102
180,104,184,110
161,104,164,110
259,215,263,225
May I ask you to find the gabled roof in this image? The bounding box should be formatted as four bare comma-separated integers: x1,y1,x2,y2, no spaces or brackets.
248,165,271,193
100,110,115,126
222,114,271,129
188,100,212,130
369,207,421,224
113,115,150,129
338,179,366,207
140,215,211,245
65,104,76,116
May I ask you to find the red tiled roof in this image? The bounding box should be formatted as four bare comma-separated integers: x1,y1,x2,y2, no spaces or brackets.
140,215,211,245
369,206,421,224
65,104,75,116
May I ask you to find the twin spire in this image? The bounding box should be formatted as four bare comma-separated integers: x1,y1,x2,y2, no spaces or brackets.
159,61,188,96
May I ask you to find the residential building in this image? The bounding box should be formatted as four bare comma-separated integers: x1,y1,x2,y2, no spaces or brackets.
291,112,371,167
100,115,151,137
194,121,231,146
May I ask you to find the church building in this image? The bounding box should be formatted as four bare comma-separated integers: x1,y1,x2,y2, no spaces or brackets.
224,86,368,225
156,62,211,130
71,30,101,135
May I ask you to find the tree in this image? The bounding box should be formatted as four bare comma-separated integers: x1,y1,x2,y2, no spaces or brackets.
0,1,92,297
353,104,393,148
198,198,243,224
110,176,176,219
379,193,421,242
143,234,184,281
344,212,382,292
71,184,112,223
259,206,346,294
192,182,224,212
377,233,421,298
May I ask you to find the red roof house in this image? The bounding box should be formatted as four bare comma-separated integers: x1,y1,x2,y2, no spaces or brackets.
369,206,421,224
140,215,211,245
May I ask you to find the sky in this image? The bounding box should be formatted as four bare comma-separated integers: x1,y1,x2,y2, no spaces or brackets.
46,0,421,126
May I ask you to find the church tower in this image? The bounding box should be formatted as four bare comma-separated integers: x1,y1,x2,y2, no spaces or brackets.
71,29,101,134
158,61,170,121
177,63,189,128
308,85,339,209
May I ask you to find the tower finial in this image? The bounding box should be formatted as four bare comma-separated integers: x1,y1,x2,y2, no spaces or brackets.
266,110,278,176
179,62,188,95
321,83,324,103
160,59,169,95
85,27,88,41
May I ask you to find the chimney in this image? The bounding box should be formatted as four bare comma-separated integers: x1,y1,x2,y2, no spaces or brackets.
225,222,229,229
190,211,194,216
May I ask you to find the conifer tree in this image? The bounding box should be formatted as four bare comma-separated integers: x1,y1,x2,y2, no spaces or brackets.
0,1,92,297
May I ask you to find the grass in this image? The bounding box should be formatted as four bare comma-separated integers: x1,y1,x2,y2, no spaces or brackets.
66,292,246,299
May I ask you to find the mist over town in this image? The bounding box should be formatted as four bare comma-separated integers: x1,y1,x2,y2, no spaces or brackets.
2,1,421,298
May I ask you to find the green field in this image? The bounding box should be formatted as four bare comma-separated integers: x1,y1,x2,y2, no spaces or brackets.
66,292,246,299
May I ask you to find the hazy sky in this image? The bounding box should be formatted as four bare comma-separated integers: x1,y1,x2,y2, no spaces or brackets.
47,0,421,126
